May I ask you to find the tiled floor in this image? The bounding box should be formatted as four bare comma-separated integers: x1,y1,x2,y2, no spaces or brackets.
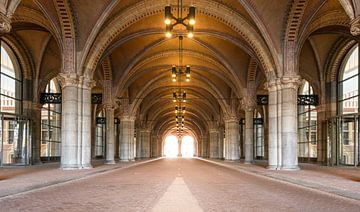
0,158,359,211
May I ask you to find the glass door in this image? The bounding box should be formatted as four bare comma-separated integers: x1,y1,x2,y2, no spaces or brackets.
0,115,30,166
338,116,357,165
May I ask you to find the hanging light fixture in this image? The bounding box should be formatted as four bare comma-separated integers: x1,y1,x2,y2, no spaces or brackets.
164,1,196,38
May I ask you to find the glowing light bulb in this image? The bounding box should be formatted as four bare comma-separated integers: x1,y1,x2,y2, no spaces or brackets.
165,19,171,25
166,32,172,38
189,19,195,25
187,32,194,38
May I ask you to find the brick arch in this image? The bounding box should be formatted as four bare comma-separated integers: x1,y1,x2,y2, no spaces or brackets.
84,0,275,79
247,58,258,82
53,0,76,39
326,39,357,82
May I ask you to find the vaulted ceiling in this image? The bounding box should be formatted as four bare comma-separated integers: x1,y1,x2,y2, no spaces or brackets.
3,0,357,140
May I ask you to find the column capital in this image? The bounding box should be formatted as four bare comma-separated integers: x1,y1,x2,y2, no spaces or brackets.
224,116,239,123
79,76,96,89
350,16,360,36
120,115,136,122
240,97,257,112
264,78,282,92
280,76,302,90
58,73,79,88
0,14,11,34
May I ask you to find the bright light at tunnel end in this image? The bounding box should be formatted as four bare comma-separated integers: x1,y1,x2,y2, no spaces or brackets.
163,135,195,158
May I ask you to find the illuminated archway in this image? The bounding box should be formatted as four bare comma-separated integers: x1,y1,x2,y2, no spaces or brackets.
181,136,195,158
163,135,179,158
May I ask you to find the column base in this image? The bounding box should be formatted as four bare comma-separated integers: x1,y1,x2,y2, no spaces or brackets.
81,164,93,169
281,165,300,171
224,159,240,162
244,160,254,164
60,164,89,170
105,160,116,164
266,165,281,170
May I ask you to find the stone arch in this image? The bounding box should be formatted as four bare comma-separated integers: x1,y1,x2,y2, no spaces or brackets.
84,0,275,79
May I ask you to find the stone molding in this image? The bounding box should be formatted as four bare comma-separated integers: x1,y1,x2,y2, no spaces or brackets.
280,76,302,90
58,73,79,88
0,13,11,33
223,116,239,123
350,16,360,36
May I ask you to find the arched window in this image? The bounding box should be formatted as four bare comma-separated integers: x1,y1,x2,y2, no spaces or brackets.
41,78,62,160
95,110,105,158
298,80,317,160
339,45,359,115
254,111,264,159
1,41,22,114
337,45,359,165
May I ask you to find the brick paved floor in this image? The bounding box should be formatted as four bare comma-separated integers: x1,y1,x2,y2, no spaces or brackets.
0,158,359,211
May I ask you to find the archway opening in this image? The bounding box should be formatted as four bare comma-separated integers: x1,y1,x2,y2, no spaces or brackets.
181,136,195,158
164,135,178,158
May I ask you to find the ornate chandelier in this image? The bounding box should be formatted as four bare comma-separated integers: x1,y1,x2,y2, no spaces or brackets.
164,0,196,38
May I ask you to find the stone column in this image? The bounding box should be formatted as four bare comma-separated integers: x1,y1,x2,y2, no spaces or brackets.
245,107,255,164
80,77,94,169
266,80,281,170
31,103,43,164
59,74,79,169
280,77,301,170
316,104,326,164
136,129,151,158
218,125,224,159
141,130,151,158
224,118,240,160
151,134,158,157
105,106,115,164
201,135,209,157
119,116,135,161
209,129,219,158
178,138,182,157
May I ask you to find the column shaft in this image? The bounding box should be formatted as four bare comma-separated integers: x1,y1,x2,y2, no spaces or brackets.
61,84,79,169
224,120,240,160
281,83,299,170
105,107,115,164
119,118,135,161
245,109,254,163
209,130,219,158
267,84,281,169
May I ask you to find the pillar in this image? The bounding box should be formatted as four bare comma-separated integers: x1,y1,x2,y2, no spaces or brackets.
105,106,115,164
316,104,327,164
245,107,255,164
119,117,135,161
280,77,301,170
60,74,79,169
266,80,281,169
136,129,151,158
201,135,209,157
209,129,220,158
178,138,182,157
219,125,224,159
151,134,158,158
224,118,240,160
31,103,43,164
59,74,94,169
